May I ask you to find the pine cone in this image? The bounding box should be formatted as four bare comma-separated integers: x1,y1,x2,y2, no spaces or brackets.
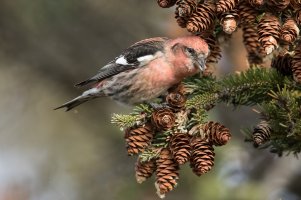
155,148,179,198
291,1,301,10
266,0,290,12
219,11,239,34
295,9,301,26
166,92,186,110
157,0,177,8
242,24,264,65
248,53,264,66
190,138,215,176
203,63,215,77
281,18,300,43
292,44,301,83
202,121,231,146
186,2,216,33
169,133,191,164
216,0,239,13
135,158,156,184
202,35,222,64
257,13,281,54
175,9,188,28
125,124,154,155
238,1,258,25
176,0,198,18
243,24,260,53
248,0,264,7
281,9,293,21
271,53,293,76
151,108,176,131
252,121,271,146
168,83,186,95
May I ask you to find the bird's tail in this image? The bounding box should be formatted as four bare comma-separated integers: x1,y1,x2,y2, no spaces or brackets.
54,87,103,111
54,96,91,111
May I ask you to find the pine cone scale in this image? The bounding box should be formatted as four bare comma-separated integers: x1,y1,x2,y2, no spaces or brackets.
125,124,154,155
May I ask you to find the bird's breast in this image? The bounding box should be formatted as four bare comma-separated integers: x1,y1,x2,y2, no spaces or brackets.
102,60,178,104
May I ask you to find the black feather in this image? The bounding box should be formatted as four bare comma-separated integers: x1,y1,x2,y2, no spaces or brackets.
121,40,166,63
75,64,134,87
75,37,168,87
54,96,91,111
75,79,95,87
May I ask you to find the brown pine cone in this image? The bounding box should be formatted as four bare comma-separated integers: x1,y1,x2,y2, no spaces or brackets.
281,18,300,43
125,124,154,155
157,0,177,8
216,0,239,13
243,24,260,53
292,44,301,83
238,1,259,25
248,0,264,7
151,108,176,131
169,133,191,164
219,11,239,34
202,121,231,146
186,2,216,33
271,53,293,76
295,10,301,26
175,9,188,28
166,92,186,110
291,1,301,10
252,121,271,146
203,63,215,77
202,34,222,64
248,53,264,66
281,9,293,21
135,158,156,184
168,83,186,95
190,138,215,176
155,148,179,198
257,13,281,54
176,0,198,18
242,24,264,65
266,0,290,12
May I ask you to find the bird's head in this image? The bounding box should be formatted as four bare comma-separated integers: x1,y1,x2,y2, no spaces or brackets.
167,36,210,75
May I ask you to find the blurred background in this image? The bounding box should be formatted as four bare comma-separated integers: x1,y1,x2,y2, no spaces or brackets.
0,0,300,200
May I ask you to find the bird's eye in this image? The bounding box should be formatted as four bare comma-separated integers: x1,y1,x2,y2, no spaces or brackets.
186,47,195,54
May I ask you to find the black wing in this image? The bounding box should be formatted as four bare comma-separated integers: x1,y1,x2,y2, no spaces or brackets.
75,37,169,87
120,37,168,64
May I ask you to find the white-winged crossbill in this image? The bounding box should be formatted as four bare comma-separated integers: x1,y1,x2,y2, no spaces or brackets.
55,36,209,111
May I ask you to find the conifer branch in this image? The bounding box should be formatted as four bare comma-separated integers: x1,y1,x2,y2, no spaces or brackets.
110,0,301,197
111,114,142,129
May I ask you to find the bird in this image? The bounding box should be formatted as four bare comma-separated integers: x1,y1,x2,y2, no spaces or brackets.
55,35,209,111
